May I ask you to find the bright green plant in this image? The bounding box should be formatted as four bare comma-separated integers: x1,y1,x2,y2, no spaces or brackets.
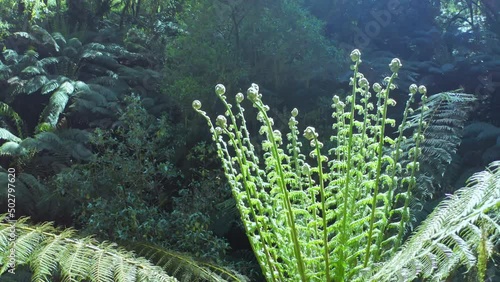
193,50,500,281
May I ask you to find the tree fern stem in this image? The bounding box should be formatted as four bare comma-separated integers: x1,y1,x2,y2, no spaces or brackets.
311,132,331,282
336,59,360,281
363,72,397,267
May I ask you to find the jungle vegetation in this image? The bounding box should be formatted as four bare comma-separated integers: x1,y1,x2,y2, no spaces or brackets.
0,1,499,281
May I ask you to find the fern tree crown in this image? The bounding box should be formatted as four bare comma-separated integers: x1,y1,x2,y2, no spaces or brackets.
194,49,500,282
194,50,429,281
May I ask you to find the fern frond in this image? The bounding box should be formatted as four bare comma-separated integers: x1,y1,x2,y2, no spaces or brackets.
20,66,46,77
370,160,500,281
89,75,118,86
71,86,115,116
0,128,21,143
402,91,475,198
20,132,63,152
132,242,249,282
0,172,48,215
41,79,61,94
37,57,60,68
2,49,20,64
66,38,83,50
39,81,74,128
0,141,23,156
30,25,60,52
0,216,178,282
0,61,12,80
13,31,39,43
20,75,49,95
0,102,25,138
51,32,67,46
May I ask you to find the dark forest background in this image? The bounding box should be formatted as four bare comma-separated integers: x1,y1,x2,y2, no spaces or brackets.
0,0,499,280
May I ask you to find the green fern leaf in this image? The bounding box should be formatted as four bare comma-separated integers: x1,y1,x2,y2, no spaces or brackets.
370,160,500,281
0,216,179,282
131,242,249,282
3,49,19,64
90,243,116,282
39,81,74,128
31,25,60,52
20,66,46,77
0,128,21,142
52,32,67,46
0,61,12,80
37,57,59,68
41,79,60,94
13,31,38,43
0,102,25,138
402,91,475,199
22,75,49,95
0,141,23,155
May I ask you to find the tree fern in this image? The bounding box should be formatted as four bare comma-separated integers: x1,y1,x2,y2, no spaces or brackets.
0,215,178,281
193,50,499,281
1,25,159,129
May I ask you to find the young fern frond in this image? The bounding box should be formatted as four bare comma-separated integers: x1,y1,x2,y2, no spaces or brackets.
194,50,498,281
194,50,428,281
